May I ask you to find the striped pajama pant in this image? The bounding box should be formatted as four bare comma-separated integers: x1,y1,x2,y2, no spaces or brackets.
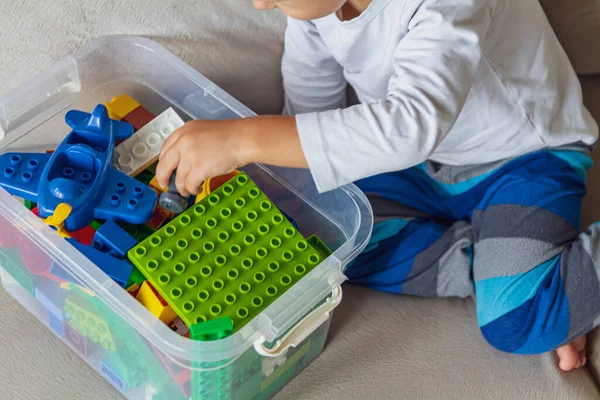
346,147,600,354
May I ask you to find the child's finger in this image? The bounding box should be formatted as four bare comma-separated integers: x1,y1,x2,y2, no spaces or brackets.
159,126,183,160
155,143,181,187
185,172,205,196
175,162,190,197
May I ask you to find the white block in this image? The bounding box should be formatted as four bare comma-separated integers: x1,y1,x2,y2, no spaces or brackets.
114,108,185,176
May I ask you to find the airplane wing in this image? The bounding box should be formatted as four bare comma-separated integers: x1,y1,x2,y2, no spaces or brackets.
65,110,94,130
0,152,51,201
65,108,134,142
94,167,157,225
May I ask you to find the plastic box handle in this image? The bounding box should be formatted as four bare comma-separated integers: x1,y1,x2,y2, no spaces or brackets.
253,285,343,358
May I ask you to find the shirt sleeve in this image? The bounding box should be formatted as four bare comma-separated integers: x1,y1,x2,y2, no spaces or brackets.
281,17,347,116
296,0,496,192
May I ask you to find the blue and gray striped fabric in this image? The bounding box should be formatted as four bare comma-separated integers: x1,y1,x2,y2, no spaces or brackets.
347,149,600,354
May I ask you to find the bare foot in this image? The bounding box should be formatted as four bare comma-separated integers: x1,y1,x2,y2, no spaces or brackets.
556,335,587,371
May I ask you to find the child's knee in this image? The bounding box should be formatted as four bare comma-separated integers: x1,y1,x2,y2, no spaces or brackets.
478,314,567,354
477,293,569,354
476,255,570,354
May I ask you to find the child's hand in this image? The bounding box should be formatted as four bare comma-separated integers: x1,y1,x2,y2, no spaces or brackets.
155,115,307,197
156,120,245,197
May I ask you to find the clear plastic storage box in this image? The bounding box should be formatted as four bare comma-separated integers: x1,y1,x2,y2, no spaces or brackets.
0,36,372,399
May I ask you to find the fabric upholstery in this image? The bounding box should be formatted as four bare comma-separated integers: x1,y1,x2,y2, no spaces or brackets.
1,1,600,399
539,0,600,74
276,284,600,400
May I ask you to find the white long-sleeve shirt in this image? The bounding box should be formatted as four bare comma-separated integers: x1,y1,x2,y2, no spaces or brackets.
282,0,598,192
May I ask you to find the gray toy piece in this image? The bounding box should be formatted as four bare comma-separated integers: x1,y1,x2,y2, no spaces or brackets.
159,172,188,215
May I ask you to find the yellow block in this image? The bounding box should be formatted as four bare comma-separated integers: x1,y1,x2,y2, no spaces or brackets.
194,170,241,204
60,282,96,297
149,176,167,193
136,281,177,324
104,94,140,120
194,180,211,204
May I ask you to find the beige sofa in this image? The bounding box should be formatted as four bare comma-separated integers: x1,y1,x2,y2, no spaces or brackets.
1,0,600,399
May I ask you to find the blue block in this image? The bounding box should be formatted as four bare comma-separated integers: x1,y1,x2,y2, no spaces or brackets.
67,238,133,287
0,104,157,231
35,283,66,320
187,194,196,208
279,208,299,230
49,263,73,282
100,362,127,391
48,311,65,337
94,220,137,258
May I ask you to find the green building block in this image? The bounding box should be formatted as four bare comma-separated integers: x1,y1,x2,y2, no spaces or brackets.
127,266,146,287
306,234,332,260
0,248,37,296
106,351,145,389
102,306,174,393
134,171,153,185
24,199,36,210
64,295,117,351
235,371,262,400
127,172,323,331
145,162,158,175
191,317,234,399
119,222,155,243
191,317,233,341
131,163,157,199
90,220,104,230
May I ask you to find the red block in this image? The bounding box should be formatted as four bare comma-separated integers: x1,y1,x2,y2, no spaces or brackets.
32,207,96,245
0,214,21,249
150,343,190,398
209,171,239,192
20,233,54,277
65,322,89,358
146,207,171,231
70,225,96,246
147,281,168,306
122,106,155,131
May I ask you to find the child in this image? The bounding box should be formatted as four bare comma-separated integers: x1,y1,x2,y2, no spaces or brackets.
156,0,600,372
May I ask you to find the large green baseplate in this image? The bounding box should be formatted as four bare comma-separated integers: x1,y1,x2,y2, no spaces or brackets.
127,172,323,331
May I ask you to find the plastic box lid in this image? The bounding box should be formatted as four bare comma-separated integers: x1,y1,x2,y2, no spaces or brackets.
0,35,373,364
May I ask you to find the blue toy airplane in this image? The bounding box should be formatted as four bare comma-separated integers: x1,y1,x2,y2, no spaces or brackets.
0,104,158,231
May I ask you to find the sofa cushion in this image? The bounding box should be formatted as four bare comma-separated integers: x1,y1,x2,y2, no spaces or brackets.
277,284,600,400
540,0,600,74
580,76,600,227
0,0,287,115
580,75,600,385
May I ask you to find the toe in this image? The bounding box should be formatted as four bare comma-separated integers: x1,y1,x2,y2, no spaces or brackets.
556,344,580,371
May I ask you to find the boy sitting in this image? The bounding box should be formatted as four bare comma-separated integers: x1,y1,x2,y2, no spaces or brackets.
156,0,599,371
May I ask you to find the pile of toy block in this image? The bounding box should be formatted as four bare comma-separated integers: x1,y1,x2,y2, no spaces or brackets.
0,94,332,399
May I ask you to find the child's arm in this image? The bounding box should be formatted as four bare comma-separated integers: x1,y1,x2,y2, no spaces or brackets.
281,18,348,115
156,17,345,195
157,0,495,195
155,116,305,196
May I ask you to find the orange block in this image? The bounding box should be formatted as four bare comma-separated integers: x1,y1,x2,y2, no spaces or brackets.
149,176,166,193
146,207,171,231
126,283,140,297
